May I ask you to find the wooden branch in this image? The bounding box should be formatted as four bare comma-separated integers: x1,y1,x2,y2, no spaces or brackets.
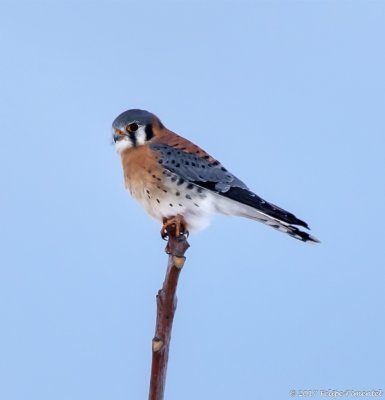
148,234,190,400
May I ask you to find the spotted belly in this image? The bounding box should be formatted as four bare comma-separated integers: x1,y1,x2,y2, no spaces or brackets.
127,173,216,232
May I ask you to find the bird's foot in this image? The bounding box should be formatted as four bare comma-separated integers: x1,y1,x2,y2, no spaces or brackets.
161,215,189,240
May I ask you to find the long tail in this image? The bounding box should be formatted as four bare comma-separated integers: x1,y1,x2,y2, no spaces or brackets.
217,187,320,243
239,207,320,243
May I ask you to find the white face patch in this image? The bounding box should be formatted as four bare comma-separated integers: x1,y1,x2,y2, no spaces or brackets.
114,125,148,154
135,125,147,146
115,136,133,154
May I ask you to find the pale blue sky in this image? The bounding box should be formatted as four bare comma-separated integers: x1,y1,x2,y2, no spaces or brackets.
1,1,384,399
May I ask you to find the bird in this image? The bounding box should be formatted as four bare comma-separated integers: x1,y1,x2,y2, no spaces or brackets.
112,109,319,243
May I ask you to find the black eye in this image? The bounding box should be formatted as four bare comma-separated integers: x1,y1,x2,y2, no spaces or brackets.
126,123,139,132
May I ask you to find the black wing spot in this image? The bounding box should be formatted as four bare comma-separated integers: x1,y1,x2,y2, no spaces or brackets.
158,159,163,164
156,198,160,203
176,191,180,196
171,176,177,182
150,142,249,197
187,183,194,190
186,194,192,200
169,203,173,207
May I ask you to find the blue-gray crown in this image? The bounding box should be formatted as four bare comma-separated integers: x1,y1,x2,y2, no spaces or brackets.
112,109,155,129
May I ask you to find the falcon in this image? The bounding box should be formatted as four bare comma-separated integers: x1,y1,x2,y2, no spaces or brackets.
113,109,319,243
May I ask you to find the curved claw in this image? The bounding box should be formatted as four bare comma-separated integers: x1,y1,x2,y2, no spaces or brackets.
161,229,169,241
160,215,188,240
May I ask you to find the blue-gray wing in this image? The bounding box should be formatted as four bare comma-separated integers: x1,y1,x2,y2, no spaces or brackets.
150,143,309,229
150,142,249,192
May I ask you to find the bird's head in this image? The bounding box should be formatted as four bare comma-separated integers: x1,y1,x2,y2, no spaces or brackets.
112,109,163,153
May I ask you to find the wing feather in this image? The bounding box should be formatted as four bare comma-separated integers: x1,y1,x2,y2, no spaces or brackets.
150,142,314,235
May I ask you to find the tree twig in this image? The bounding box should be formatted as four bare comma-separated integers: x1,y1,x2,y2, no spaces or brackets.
148,234,190,400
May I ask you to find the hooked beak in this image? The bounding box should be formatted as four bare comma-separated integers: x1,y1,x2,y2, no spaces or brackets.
113,129,126,143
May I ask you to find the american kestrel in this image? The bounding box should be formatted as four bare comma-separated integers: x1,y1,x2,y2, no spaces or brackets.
113,109,319,243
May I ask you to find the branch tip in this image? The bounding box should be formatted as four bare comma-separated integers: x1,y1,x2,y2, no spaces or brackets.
149,222,190,400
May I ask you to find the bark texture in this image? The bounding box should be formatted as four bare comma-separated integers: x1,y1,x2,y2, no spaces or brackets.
148,234,189,400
